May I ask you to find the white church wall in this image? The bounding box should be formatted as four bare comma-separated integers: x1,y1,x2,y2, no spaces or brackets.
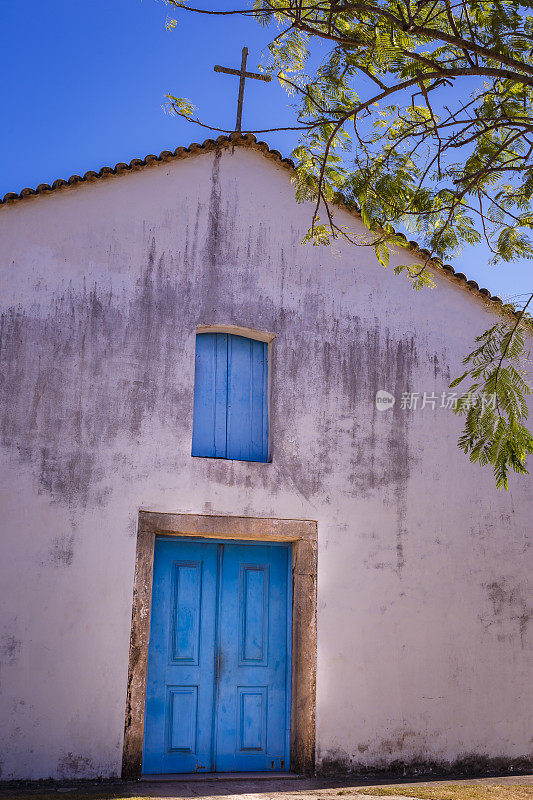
0,144,531,779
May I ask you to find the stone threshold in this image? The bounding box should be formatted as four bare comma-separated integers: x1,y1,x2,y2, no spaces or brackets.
140,772,302,782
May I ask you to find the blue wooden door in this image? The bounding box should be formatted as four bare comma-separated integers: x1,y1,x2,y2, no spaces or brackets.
214,543,291,771
143,538,291,774
143,539,218,774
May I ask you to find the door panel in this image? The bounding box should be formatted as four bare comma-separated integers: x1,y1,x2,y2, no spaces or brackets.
239,563,269,664
143,538,290,774
214,544,290,772
143,539,218,774
167,686,198,751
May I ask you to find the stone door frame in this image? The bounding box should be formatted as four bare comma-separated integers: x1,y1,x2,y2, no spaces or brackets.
121,511,318,777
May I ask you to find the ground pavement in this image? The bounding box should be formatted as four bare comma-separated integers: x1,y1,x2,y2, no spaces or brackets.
2,772,533,800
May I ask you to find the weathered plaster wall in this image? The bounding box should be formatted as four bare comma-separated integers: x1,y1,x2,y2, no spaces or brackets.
0,145,531,779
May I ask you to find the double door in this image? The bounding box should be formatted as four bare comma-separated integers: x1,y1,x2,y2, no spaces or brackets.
142,537,291,773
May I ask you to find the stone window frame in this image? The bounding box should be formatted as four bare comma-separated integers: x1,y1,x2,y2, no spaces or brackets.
122,511,317,777
196,323,276,343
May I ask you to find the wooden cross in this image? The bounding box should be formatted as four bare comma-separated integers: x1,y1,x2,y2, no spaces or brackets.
214,46,272,132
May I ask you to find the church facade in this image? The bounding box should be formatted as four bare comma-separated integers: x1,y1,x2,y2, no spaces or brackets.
0,134,531,780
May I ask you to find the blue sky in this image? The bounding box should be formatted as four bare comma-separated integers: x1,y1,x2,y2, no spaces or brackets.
1,0,531,302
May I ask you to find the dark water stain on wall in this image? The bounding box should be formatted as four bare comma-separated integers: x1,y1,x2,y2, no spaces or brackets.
0,156,423,524
317,747,533,777
0,238,194,507
270,299,419,512
47,534,75,567
56,752,94,779
1,634,22,664
0,225,421,516
482,578,532,645
201,149,238,320
390,336,417,575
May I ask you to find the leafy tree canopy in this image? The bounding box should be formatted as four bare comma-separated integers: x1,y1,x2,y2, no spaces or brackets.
168,0,533,489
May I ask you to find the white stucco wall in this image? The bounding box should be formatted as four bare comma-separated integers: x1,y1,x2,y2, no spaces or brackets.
0,144,531,780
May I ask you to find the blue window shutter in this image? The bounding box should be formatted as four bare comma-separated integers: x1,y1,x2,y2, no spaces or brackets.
227,335,268,462
213,334,229,456
250,338,268,462
191,333,228,457
192,332,268,462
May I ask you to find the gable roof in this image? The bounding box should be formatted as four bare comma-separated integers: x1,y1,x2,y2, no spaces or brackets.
0,131,506,309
